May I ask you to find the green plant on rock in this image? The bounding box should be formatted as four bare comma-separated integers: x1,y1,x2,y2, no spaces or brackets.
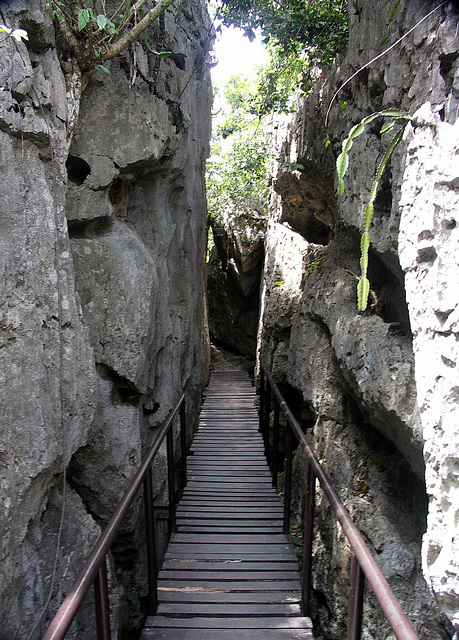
336,109,412,312
46,0,174,81
304,257,322,280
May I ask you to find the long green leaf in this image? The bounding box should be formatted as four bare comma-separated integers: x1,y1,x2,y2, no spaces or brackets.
348,122,365,139
375,128,404,181
379,109,406,118
357,277,370,311
368,181,379,206
363,203,374,231
380,120,396,134
360,231,370,258
336,150,349,179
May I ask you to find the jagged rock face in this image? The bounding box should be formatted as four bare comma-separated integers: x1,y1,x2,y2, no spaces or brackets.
398,104,459,631
258,0,458,637
207,213,265,358
0,2,212,638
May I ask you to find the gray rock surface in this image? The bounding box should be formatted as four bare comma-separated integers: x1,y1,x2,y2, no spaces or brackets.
208,211,265,358
257,0,458,637
0,2,212,638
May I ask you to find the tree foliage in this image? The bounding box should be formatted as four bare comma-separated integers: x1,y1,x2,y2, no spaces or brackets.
207,74,271,239
46,0,175,77
214,0,348,114
215,0,348,62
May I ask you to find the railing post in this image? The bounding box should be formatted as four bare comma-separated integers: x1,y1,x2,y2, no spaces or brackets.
347,552,365,640
264,381,271,457
272,399,280,489
167,425,176,535
259,366,265,434
301,462,315,615
180,399,187,495
143,467,158,615
283,424,292,535
94,557,111,640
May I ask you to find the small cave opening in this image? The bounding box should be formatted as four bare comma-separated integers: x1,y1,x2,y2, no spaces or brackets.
97,364,141,407
67,216,114,239
66,155,91,185
274,160,337,245
366,250,411,334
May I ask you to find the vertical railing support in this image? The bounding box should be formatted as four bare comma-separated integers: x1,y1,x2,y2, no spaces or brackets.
301,462,316,615
283,423,292,535
94,557,111,640
167,426,176,535
180,399,187,495
143,467,158,615
272,400,280,489
347,552,365,640
264,381,271,456
259,367,265,434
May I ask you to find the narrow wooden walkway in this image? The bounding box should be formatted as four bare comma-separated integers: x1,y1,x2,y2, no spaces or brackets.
141,370,313,639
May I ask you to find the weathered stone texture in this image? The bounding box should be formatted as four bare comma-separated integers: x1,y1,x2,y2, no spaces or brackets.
258,0,458,637
208,212,265,357
398,103,459,631
0,1,212,638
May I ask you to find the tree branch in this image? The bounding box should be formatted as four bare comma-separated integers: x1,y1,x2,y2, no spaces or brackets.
102,0,176,62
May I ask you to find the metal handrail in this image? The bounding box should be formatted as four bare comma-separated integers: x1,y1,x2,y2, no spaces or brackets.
259,362,420,640
42,395,187,640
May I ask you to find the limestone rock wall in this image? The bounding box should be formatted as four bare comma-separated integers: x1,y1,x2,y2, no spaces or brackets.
258,0,458,637
207,212,265,358
0,2,212,638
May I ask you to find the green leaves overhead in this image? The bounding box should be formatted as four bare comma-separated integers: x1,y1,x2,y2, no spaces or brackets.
207,74,271,240
213,0,348,116
214,0,348,64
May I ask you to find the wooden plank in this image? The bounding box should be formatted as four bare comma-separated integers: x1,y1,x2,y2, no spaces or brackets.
171,533,289,544
158,570,300,581
157,590,301,604
158,581,301,591
177,507,282,512
177,515,283,524
162,560,299,571
145,617,311,629
179,498,281,502
164,552,296,562
188,470,272,477
176,526,284,534
156,602,302,616
142,629,313,639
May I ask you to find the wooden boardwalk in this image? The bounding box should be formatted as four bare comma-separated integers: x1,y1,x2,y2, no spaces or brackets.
141,370,313,639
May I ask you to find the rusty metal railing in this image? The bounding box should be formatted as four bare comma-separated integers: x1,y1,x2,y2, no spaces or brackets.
259,362,420,640
42,396,187,640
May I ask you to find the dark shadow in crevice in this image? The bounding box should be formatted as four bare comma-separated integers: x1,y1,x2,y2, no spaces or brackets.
68,216,114,239
97,363,141,407
66,155,91,185
366,249,411,334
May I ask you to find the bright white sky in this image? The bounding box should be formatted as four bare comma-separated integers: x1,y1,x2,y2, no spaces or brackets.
211,26,270,86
